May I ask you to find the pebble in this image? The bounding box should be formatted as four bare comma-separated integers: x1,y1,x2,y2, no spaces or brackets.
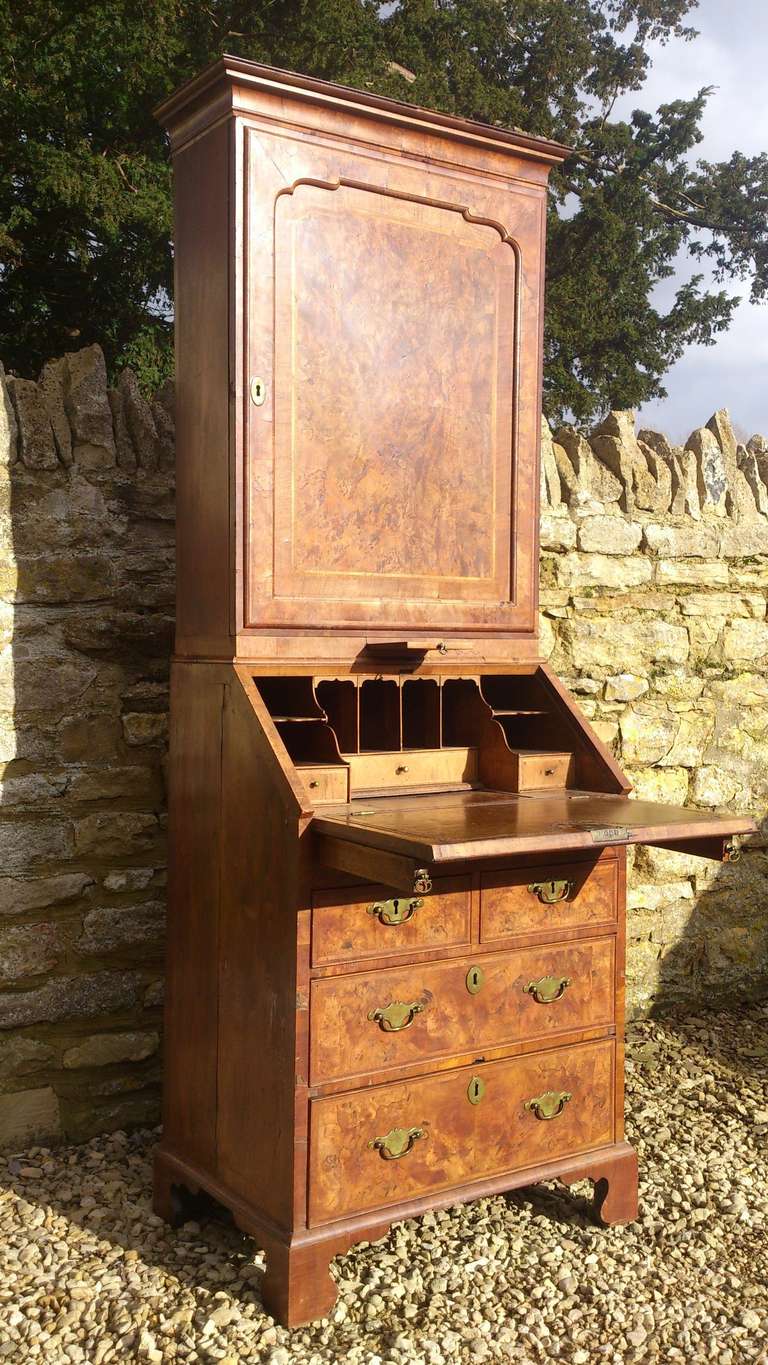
0,1007,766,1363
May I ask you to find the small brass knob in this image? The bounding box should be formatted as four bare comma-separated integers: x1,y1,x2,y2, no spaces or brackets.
396,764,409,774
308,780,319,789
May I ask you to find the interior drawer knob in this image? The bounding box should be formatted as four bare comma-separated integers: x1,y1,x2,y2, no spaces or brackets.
524,974,572,1004
527,878,574,905
395,764,409,774
366,896,424,926
368,1000,425,1032
369,1125,425,1161
524,1090,572,1121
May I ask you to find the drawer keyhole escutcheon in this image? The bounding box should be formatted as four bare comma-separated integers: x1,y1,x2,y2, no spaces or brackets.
524,974,572,1004
367,896,424,926
467,1075,485,1105
528,879,574,905
250,376,267,406
369,1126,425,1160
525,1090,572,1121
368,1000,425,1032
466,965,484,995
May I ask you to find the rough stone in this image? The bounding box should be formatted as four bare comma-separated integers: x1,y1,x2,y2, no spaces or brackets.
38,357,73,465
118,368,159,471
539,511,576,551
78,902,165,955
0,873,92,917
687,425,728,516
577,515,642,555
0,820,72,874
553,552,653,591
0,1036,55,1077
590,411,670,514
7,377,58,469
107,385,137,471
63,1030,159,1069
605,673,649,702
560,618,689,671
121,711,169,746
0,971,142,1029
553,426,622,507
73,813,161,859
0,922,67,982
0,1086,60,1145
64,344,116,462
722,618,768,661
0,363,19,468
643,523,720,558
656,558,730,587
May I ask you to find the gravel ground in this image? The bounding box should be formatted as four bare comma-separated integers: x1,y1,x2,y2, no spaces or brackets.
1,1006,767,1364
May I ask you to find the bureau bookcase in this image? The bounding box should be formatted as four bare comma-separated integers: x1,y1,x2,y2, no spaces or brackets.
154,58,754,1327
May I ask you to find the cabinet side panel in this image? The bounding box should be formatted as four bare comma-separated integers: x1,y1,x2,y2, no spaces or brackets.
216,673,303,1226
161,662,225,1167
173,121,233,653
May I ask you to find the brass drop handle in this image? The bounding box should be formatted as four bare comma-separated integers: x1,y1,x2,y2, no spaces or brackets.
369,1126,425,1160
528,879,574,905
368,1000,425,1032
367,896,424,926
525,1090,572,1121
524,974,572,1004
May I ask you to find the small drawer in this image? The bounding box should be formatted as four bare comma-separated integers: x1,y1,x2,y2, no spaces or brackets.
310,936,615,1084
311,875,471,968
512,750,574,790
298,765,349,803
481,858,618,943
308,1038,615,1224
345,748,477,793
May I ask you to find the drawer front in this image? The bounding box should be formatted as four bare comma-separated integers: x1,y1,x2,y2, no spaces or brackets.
299,765,349,802
346,747,477,792
515,750,574,790
309,1038,615,1224
481,858,618,942
311,875,471,968
310,937,614,1083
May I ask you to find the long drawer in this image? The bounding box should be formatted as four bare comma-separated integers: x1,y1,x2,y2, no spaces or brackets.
310,936,614,1084
480,857,618,942
308,1038,615,1224
311,875,471,968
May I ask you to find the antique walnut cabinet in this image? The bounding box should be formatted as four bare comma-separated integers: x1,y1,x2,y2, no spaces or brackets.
154,58,754,1326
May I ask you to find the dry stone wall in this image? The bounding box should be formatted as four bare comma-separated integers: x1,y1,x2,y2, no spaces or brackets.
0,345,766,1149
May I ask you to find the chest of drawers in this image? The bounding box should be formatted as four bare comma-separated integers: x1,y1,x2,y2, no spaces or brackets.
153,59,754,1326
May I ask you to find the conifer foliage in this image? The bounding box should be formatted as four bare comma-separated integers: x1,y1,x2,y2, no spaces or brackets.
2,1,767,420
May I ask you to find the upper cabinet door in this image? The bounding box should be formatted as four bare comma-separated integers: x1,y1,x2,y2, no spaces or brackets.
242,123,546,637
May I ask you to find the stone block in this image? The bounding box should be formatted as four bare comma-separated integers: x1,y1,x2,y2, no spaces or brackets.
634,844,715,881
539,512,576,551
723,619,768,662
0,922,67,982
38,357,73,465
737,445,768,516
643,524,720,558
0,873,91,919
707,672,768,706
659,710,714,768
78,901,165,955
107,386,138,471
553,426,622,507
625,766,689,804
103,868,156,893
64,345,116,461
628,880,693,912
539,418,562,508
590,410,670,514
63,1029,159,1069
118,369,159,471
144,978,164,1009
0,364,18,468
560,618,689,671
537,612,556,659
577,515,642,555
0,819,73,874
656,559,730,587
0,1087,60,1148
605,673,649,702
553,552,652,591
7,377,58,470
687,425,728,516
73,812,161,859
121,712,169,746
58,714,123,762
0,1037,55,1078
619,704,677,765
720,522,768,557
13,656,98,712
690,765,743,807
0,970,142,1029
67,766,159,804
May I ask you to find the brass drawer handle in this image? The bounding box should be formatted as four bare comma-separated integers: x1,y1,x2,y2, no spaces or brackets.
367,896,424,926
368,1000,425,1032
527,879,574,905
525,1089,572,1121
369,1126,425,1160
524,974,572,1004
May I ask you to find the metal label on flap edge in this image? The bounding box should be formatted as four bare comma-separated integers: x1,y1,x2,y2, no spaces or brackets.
590,826,630,843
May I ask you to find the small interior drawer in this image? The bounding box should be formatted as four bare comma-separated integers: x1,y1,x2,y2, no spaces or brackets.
511,750,574,790
310,935,615,1084
480,858,618,942
311,875,471,968
298,765,349,803
308,1037,615,1224
345,747,477,794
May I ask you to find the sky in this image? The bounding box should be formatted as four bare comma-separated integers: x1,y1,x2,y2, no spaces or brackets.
615,0,768,443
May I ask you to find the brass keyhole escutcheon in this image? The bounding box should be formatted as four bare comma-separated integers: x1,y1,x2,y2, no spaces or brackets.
250,376,267,406
467,1075,485,1105
466,965,484,995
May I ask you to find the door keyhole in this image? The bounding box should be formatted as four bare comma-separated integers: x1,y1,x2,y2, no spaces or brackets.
250,376,266,406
